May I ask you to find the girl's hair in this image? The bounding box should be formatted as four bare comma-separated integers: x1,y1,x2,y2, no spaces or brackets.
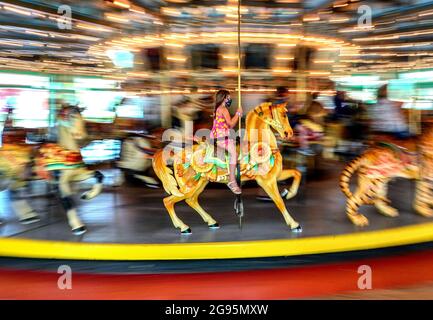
214,89,230,114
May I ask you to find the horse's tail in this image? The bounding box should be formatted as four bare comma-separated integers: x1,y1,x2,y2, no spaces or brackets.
340,156,363,199
152,150,184,197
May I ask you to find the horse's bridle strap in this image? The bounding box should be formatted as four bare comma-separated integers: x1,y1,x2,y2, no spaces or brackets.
254,104,283,130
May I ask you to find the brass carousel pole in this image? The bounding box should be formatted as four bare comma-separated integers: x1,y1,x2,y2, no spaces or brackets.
235,0,244,229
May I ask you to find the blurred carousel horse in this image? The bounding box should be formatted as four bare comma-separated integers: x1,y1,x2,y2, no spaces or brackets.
0,143,40,225
340,125,433,227
0,105,104,235
116,132,158,187
153,102,302,234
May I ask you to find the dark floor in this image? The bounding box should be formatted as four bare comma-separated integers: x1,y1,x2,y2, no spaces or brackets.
0,160,429,244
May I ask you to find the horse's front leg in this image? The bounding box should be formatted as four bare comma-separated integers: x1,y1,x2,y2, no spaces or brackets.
10,180,40,224
73,168,104,200
277,169,301,200
59,170,86,235
256,177,302,232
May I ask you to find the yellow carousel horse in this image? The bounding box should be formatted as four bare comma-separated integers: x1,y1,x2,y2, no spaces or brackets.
153,102,302,234
0,105,104,235
340,126,433,227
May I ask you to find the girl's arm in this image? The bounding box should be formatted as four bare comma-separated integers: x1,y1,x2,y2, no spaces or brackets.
221,107,240,128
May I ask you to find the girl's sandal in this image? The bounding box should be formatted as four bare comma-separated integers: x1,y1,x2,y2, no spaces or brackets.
227,181,241,194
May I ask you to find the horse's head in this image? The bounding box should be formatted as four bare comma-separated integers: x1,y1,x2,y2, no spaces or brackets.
253,102,293,140
58,105,87,143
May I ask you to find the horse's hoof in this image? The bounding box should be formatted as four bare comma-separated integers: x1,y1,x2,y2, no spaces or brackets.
80,193,91,200
181,228,192,235
145,183,160,189
291,225,303,233
72,226,87,236
19,215,40,225
208,223,220,229
256,195,272,202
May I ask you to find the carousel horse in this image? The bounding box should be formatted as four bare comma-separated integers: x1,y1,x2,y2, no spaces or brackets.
0,108,41,225
153,102,302,234
340,126,433,227
0,105,104,235
0,143,41,225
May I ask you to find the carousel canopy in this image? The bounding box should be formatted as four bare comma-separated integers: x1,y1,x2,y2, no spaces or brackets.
0,0,431,79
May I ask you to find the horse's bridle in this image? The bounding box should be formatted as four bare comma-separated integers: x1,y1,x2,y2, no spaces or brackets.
58,106,81,127
254,103,284,130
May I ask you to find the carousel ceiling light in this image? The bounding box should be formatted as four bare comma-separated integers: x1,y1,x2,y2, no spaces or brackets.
73,35,101,41
167,56,186,61
309,71,330,75
275,56,294,60
303,15,320,22
25,30,49,37
277,43,297,47
333,2,348,8
129,7,146,14
76,24,112,33
419,10,433,17
113,0,130,9
105,13,129,23
339,26,374,33
0,40,22,47
329,17,350,23
272,69,292,73
3,5,31,16
31,11,46,18
161,8,181,16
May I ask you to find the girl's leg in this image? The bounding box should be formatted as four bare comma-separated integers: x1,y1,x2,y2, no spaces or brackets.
216,139,240,193
227,140,237,184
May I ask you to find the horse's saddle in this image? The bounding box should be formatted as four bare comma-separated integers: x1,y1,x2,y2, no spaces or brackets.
36,143,85,171
181,142,276,182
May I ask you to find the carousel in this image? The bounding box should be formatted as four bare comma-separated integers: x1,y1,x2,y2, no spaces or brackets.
0,0,433,299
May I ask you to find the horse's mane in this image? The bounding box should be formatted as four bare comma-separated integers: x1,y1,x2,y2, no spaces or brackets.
58,104,82,119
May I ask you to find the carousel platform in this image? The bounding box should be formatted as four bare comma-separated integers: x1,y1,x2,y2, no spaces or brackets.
0,160,433,263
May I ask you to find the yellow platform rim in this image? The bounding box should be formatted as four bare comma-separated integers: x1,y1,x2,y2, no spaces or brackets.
1,222,433,260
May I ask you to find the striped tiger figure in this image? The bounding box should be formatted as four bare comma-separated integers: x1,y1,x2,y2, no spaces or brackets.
340,128,433,227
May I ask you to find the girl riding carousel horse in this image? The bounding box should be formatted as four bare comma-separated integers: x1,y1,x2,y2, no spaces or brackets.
210,89,243,194
153,90,302,234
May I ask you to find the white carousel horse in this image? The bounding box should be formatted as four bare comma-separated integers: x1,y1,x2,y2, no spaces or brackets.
0,105,104,235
